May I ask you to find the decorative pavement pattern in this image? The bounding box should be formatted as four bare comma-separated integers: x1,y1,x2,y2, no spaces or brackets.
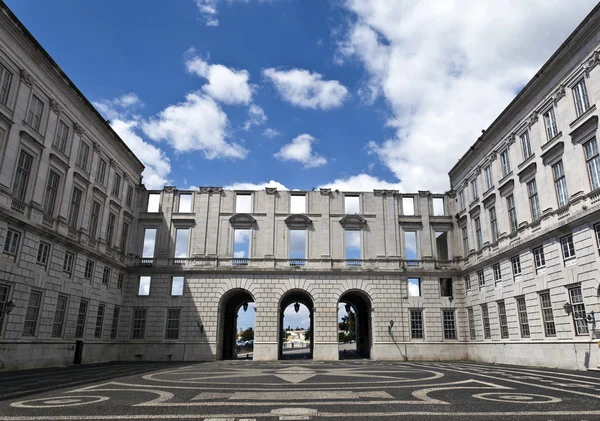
2,361,600,420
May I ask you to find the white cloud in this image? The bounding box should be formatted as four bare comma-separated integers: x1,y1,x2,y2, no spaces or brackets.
194,0,219,26
185,53,253,105
243,104,267,130
224,180,288,190
274,134,327,168
93,93,143,121
339,0,595,192
319,173,403,192
263,128,282,138
263,68,349,110
141,92,247,159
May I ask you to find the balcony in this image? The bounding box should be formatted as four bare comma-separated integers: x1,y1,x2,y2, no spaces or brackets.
10,199,25,214
290,259,306,267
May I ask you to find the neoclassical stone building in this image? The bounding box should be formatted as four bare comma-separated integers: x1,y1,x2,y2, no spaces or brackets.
1,1,600,370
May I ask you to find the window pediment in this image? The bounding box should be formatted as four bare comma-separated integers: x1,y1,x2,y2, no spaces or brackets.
518,162,537,183
339,215,366,229
229,213,256,228
285,214,312,229
498,179,514,198
482,193,496,209
541,141,564,167
570,114,597,145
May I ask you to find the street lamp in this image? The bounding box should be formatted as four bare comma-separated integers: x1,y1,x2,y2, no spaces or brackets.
243,302,249,312
3,300,15,315
388,319,394,335
345,303,351,313
563,302,596,326
294,302,300,313
196,319,204,334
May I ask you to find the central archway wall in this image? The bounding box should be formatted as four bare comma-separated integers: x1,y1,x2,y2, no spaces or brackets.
277,289,315,359
338,289,373,358
217,287,255,360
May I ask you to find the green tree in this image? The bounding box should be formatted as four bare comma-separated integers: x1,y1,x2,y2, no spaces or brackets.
304,326,312,341
241,328,254,341
342,311,356,341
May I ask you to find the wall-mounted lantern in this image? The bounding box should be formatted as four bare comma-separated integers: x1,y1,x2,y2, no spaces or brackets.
243,302,249,312
388,319,394,335
294,302,300,313
196,319,204,334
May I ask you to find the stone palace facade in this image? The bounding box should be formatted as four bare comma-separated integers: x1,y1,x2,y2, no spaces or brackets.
0,1,600,370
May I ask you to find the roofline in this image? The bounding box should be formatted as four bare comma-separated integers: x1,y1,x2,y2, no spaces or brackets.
0,1,145,171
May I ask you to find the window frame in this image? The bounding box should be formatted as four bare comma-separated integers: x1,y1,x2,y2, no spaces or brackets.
474,217,482,250
493,263,502,286
84,259,95,281
102,266,111,286
568,286,589,335
539,291,556,337
497,301,509,339
165,308,182,340
584,137,600,191
516,296,530,338
481,304,491,339
110,306,120,339
410,309,424,339
138,276,151,296
42,170,60,217
75,299,88,338
442,310,457,340
489,206,498,243
467,307,476,340
440,278,453,297
76,141,90,172
22,290,42,337
543,106,559,141
63,251,75,276
511,255,522,279
408,277,421,297
131,308,147,339
500,149,511,178
25,94,44,132
520,130,532,160
36,241,51,268
507,194,518,234
572,77,591,117
484,165,493,191
560,234,576,262
3,228,21,256
477,269,485,288
12,149,33,203
94,303,105,339
527,179,540,222
533,246,546,273
51,295,68,338
552,160,569,208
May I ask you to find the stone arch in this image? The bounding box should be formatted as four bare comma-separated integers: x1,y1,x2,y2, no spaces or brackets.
217,287,255,360
277,288,315,360
337,288,373,359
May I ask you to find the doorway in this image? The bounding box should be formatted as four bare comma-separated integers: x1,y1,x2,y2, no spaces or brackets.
219,288,254,360
278,290,314,360
338,290,371,359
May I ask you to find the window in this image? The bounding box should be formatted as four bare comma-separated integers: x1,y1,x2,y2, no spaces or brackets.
493,263,501,285
489,207,498,243
569,286,589,335
561,234,575,261
474,217,482,250
36,241,50,267
573,78,591,117
43,171,60,216
165,308,181,340
174,228,189,258
539,292,556,337
543,107,558,140
484,166,493,191
101,313,123,345
511,255,522,278
403,196,416,216
0,62,12,105
138,276,151,296
63,251,74,275
345,230,361,265
51,296,67,338
442,310,456,339
117,273,124,290
467,308,476,340
408,277,421,297
131,308,147,339
3,229,20,255
533,246,546,272
584,138,600,191
290,195,306,214
76,141,90,171
596,223,600,253
112,173,121,198
106,212,116,248
26,94,43,131
68,187,83,228
142,228,157,258
0,284,9,328
458,190,466,212
236,193,252,213
497,301,509,339
552,160,569,207
290,229,306,264
432,197,445,216
500,149,511,178
470,179,478,201
22,290,42,336
178,193,192,213
465,275,471,292
54,120,69,153
171,276,184,296
527,179,540,221
12,150,33,202
462,226,469,255
75,300,88,338
94,304,105,339
481,304,491,339
516,297,530,338
477,270,485,288
520,131,532,160
147,193,160,212
102,267,111,286
96,158,107,185
126,185,134,207
404,231,418,260
410,310,423,339
120,222,129,252
435,231,448,260
84,260,95,281
233,229,251,263
438,278,452,297
110,307,120,339
345,195,360,214
507,194,517,233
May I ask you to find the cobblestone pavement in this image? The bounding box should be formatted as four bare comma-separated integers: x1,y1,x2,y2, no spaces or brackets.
2,360,600,420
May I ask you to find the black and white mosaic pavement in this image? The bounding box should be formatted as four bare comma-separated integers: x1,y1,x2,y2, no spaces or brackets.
2,360,600,420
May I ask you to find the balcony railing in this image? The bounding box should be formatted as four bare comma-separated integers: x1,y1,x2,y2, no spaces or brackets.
345,259,362,267
140,258,155,267
290,259,306,267
10,199,25,214
232,258,249,266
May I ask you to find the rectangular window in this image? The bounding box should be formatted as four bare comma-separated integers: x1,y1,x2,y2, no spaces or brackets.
68,187,83,228
458,190,466,212
462,226,469,255
584,138,600,191
142,228,157,258
569,286,589,335
484,165,493,190
511,255,522,277
533,246,546,272
131,308,147,339
468,307,476,340
174,228,189,258
516,296,530,338
3,229,20,255
112,173,121,198
403,196,416,216
43,171,60,217
561,234,576,261
404,231,418,260
544,107,558,140
36,241,50,267
345,195,360,214
493,263,501,285
147,193,160,212
497,301,509,339
178,193,192,213
165,308,181,340
440,278,453,297
26,94,44,131
236,193,252,213
117,273,124,290
0,63,13,105
432,197,445,216
22,290,42,336
474,217,482,250
126,185,134,207
171,276,184,296
290,195,306,214
233,229,251,264
94,304,105,339
443,310,457,340
500,149,511,178
84,260,95,281
0,284,9,328
138,276,151,296
596,223,600,253
471,179,478,201
408,277,421,297
290,229,306,264
75,300,88,338
96,158,107,185
110,307,120,339
54,120,69,152
520,131,532,160
477,270,485,288
507,194,517,233
465,275,471,292
12,150,33,202
553,160,569,207
51,295,68,338
76,141,90,171
573,78,591,117
435,231,448,260
410,310,423,339
345,230,361,265
120,221,129,253
63,251,74,275
489,207,498,243
481,304,491,339
102,267,111,286
527,179,541,221
539,292,556,337
106,212,116,248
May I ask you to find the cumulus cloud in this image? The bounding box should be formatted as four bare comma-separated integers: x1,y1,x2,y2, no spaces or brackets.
274,134,327,168
263,128,282,138
224,180,288,190
319,173,403,192
243,104,267,130
263,68,349,110
185,52,253,105
141,92,247,159
93,93,143,121
194,0,219,26
339,0,595,191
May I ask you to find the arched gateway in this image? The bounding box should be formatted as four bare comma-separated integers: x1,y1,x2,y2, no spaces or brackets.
218,288,254,360
278,289,314,360
339,290,372,359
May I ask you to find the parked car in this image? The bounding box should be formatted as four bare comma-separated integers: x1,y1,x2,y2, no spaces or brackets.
244,340,254,348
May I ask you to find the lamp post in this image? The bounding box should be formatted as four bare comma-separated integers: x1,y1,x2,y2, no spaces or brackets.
3,300,15,315
563,302,596,329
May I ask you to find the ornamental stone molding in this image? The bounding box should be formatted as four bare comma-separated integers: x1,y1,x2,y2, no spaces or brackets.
339,214,367,229
446,190,457,199
199,186,222,193
163,186,176,193
92,141,101,153
373,189,398,197
49,98,62,114
20,69,33,86
320,188,331,195
265,187,278,195
109,158,116,168
285,214,312,229
553,84,566,102
229,213,256,229
507,133,516,145
418,190,430,197
527,112,539,127
489,151,498,161
74,122,84,135
583,49,600,75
